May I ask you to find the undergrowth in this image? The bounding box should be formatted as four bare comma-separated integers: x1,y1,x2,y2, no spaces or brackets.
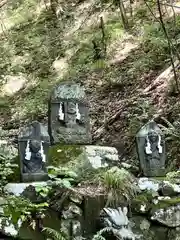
0,0,180,124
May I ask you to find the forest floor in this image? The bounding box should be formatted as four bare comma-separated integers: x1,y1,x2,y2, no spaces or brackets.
1,0,180,170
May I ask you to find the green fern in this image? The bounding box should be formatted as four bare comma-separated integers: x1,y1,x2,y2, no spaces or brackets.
42,227,68,240
92,227,121,240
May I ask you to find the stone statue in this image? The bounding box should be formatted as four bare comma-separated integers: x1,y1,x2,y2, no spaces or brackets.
18,121,50,182
23,140,46,174
136,121,166,177
48,82,91,145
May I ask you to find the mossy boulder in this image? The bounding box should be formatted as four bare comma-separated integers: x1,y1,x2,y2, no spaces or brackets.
48,145,119,181
132,193,152,214
151,197,180,227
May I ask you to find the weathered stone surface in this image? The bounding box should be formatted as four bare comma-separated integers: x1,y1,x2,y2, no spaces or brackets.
48,145,119,179
151,205,180,227
138,178,159,192
132,193,151,214
130,216,168,240
4,182,47,197
48,82,91,145
18,121,50,182
136,120,166,177
159,181,180,196
138,177,180,197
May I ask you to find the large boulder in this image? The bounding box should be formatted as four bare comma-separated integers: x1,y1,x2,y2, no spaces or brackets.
48,145,119,180
151,203,180,227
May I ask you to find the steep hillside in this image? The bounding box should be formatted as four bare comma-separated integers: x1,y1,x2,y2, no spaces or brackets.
1,0,180,170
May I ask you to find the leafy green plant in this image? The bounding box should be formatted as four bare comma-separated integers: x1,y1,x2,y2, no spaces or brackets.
43,227,68,240
47,166,77,189
0,143,18,188
35,185,52,198
92,226,122,240
3,195,49,225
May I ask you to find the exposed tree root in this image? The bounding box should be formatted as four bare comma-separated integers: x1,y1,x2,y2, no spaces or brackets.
143,60,180,107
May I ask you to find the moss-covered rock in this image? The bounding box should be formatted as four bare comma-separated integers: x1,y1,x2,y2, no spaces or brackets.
151,197,180,212
132,193,152,214
151,198,180,227
48,144,119,181
130,216,168,240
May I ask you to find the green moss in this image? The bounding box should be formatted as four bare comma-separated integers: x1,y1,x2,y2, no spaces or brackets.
48,144,83,167
132,192,152,213
152,197,180,212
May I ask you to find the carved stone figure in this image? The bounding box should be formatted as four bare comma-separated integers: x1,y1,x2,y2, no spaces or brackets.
136,120,166,177
48,82,92,145
23,140,46,174
18,121,50,182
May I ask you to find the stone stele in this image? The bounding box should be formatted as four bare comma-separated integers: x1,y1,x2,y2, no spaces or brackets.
18,121,50,182
48,81,92,145
136,120,166,177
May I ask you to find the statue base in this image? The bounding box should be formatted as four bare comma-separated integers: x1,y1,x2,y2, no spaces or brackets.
21,173,48,182
142,167,166,177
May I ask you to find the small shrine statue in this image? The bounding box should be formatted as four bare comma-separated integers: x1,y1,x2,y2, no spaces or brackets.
48,82,91,145
23,140,46,173
136,121,166,177
18,121,50,182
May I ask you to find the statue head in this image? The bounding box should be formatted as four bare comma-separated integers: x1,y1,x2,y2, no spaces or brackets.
67,102,76,114
29,140,41,153
147,130,158,143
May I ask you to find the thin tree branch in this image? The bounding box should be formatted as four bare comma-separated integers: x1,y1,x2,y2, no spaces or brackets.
157,0,179,92
144,0,180,62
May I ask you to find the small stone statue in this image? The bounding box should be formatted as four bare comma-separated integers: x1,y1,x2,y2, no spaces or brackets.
23,140,46,173
145,130,163,162
136,120,166,177
48,82,91,145
18,121,50,182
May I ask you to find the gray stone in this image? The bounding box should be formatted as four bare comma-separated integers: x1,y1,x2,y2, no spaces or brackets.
130,216,168,240
4,182,47,196
18,121,50,182
138,177,159,192
159,181,180,196
136,120,166,177
48,82,91,145
151,205,180,227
